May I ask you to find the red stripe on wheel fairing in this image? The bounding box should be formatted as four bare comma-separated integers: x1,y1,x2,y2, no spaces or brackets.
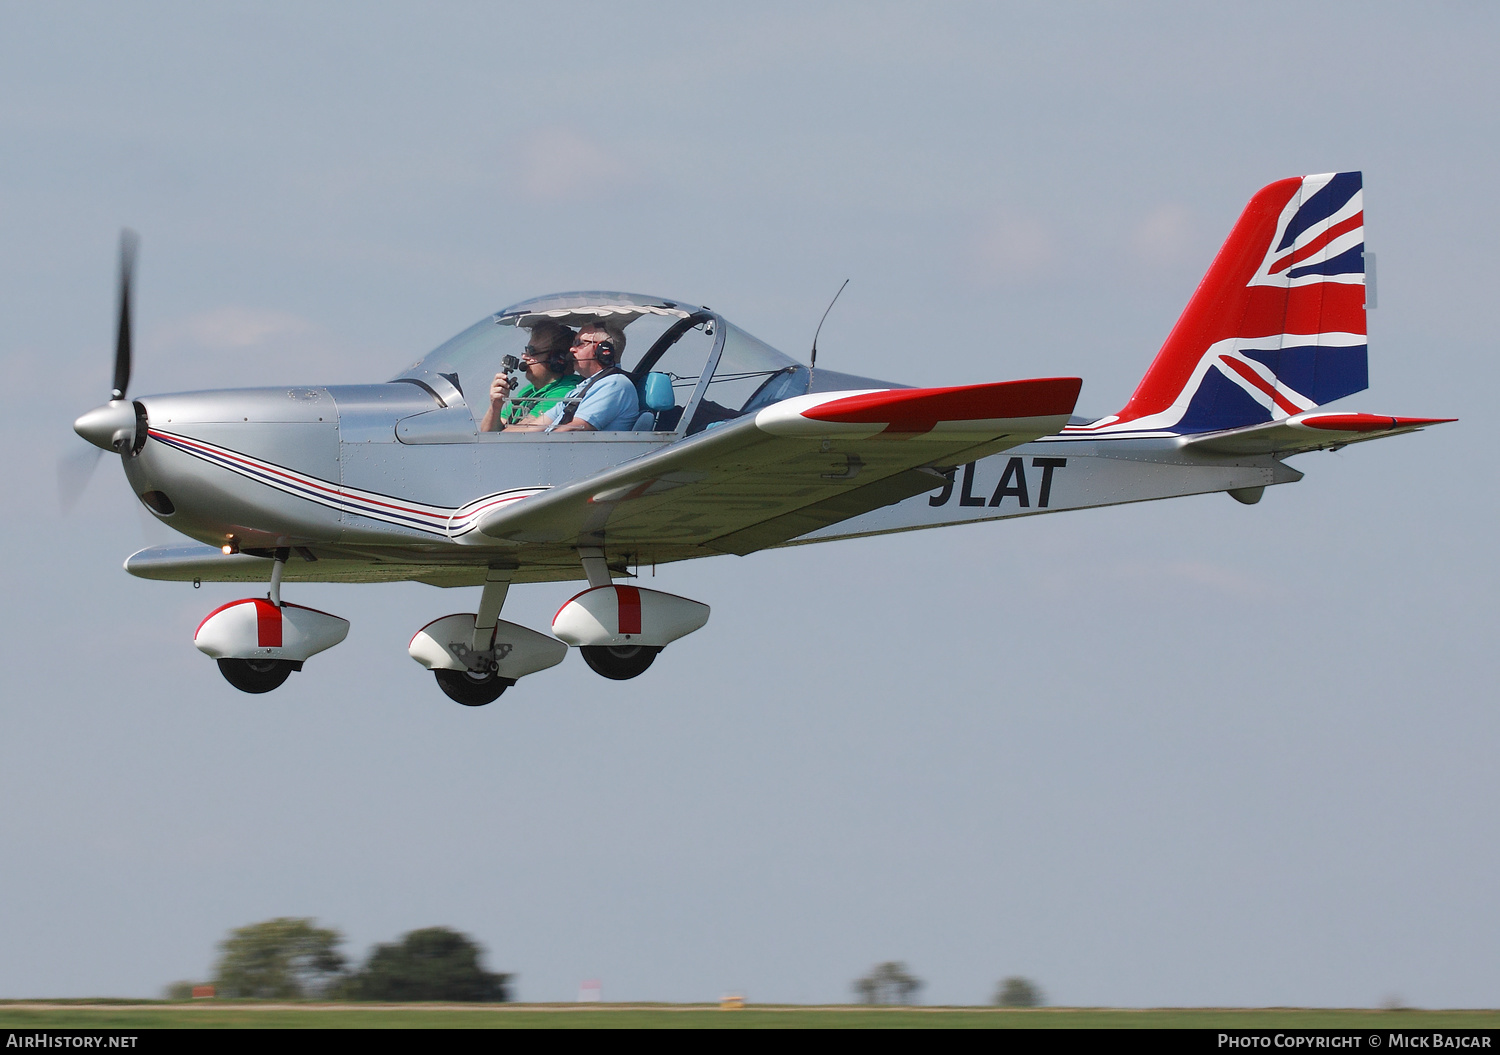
255,599,283,647
616,586,642,635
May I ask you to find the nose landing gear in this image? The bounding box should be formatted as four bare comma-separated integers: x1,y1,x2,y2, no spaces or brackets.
194,549,349,694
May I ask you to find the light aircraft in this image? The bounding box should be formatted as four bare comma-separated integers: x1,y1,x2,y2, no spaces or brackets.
70,171,1450,705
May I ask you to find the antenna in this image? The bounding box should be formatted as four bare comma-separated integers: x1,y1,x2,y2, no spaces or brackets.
809,278,849,389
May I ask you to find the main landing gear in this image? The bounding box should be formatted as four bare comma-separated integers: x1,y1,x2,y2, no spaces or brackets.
579,644,661,681
407,568,568,706
194,549,709,704
433,667,514,706
429,569,516,705
551,547,708,683
409,550,711,707
217,657,298,694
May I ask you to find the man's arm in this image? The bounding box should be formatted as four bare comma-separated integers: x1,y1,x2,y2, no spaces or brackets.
479,373,511,432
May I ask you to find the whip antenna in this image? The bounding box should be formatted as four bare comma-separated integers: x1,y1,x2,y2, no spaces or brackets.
808,278,849,389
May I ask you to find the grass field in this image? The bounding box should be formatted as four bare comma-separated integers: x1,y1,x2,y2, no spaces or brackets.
2,1003,1497,1029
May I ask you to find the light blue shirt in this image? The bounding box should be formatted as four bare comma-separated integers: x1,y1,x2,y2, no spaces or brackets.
544,371,640,431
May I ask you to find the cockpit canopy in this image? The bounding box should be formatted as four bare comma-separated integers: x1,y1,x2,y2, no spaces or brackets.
394,292,811,434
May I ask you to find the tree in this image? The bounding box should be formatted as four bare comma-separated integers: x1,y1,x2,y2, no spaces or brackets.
341,927,511,1002
212,917,347,999
853,962,923,1005
995,976,1044,1007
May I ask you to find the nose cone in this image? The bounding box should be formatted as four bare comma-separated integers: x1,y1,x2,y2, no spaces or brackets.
74,400,138,451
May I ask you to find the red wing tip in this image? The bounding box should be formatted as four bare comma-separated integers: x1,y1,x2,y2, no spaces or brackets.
1301,414,1457,433
801,378,1083,428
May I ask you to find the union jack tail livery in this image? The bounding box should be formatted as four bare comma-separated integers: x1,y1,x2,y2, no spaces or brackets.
1076,171,1368,436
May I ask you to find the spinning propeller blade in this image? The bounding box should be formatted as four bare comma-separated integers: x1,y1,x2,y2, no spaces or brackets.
56,446,104,515
112,229,137,401
72,229,144,456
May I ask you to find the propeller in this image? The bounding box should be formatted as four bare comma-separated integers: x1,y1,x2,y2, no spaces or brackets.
112,229,137,401
55,446,103,515
63,230,142,511
73,230,143,453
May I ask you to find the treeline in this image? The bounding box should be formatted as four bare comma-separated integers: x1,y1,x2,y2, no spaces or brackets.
166,918,511,1002
170,920,1039,1006
853,961,1044,1007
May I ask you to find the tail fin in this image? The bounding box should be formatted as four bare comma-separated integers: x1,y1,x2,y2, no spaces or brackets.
1078,172,1368,436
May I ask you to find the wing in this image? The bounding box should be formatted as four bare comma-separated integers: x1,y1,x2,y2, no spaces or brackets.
123,544,500,587
1180,411,1455,457
127,380,1080,585
471,379,1081,556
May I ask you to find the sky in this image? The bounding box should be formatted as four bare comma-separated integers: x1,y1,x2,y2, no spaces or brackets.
1,2,1495,1007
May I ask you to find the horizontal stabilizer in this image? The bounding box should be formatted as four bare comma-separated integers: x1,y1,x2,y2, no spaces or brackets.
1181,412,1454,456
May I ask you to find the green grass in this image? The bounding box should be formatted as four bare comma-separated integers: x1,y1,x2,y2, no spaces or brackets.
1,1003,1497,1029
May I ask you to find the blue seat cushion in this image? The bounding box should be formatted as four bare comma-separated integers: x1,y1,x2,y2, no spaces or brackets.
641,371,676,412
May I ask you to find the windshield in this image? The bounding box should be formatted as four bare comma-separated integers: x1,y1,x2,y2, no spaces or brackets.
686,321,807,433
393,292,810,434
394,314,526,404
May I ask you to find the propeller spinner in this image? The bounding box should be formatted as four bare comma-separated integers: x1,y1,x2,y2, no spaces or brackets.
73,230,142,453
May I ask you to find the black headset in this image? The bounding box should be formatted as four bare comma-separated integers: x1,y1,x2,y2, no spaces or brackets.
527,325,576,375
595,338,618,366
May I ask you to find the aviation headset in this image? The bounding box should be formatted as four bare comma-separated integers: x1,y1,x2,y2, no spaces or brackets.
526,324,577,375
578,327,624,368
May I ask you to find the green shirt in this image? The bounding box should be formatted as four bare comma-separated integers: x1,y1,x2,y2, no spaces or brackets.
504,374,582,425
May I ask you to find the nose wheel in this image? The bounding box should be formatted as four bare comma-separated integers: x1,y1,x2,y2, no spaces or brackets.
433,668,514,706
217,658,297,694
580,644,660,681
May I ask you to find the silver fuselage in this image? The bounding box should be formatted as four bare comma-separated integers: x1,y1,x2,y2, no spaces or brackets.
121,380,1297,588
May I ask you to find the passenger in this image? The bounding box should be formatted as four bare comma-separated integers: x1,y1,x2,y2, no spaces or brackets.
534,322,640,433
480,321,580,432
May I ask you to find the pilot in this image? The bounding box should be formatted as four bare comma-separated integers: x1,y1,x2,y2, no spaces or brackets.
480,320,581,432
512,322,640,433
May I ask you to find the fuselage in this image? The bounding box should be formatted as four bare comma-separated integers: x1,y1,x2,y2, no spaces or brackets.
108,289,1314,587
121,380,1298,584
126,383,674,551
